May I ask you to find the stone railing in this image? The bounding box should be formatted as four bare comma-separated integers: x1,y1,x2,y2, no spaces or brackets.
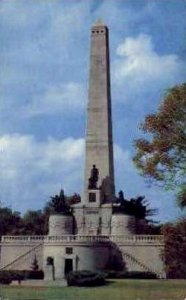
0,235,110,243
109,234,164,244
1,234,164,244
1,236,45,243
45,235,110,242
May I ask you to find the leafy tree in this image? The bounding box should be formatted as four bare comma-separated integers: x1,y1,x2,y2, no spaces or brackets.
161,219,186,278
177,186,186,209
21,210,47,235
133,83,186,207
0,206,22,235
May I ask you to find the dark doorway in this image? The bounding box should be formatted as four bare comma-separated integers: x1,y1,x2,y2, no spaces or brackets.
65,259,73,275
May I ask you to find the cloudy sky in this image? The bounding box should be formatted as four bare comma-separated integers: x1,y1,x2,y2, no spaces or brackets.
0,0,185,222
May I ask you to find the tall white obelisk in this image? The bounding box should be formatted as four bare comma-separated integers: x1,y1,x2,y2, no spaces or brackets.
84,20,115,205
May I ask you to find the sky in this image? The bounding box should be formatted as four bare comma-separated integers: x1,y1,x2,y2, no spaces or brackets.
0,0,185,223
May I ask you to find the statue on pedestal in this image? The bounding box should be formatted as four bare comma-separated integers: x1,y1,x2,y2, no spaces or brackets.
88,164,99,189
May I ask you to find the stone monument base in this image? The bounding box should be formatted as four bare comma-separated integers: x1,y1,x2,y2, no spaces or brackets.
44,265,54,281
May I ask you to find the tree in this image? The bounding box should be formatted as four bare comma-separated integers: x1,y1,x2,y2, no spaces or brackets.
133,83,186,207
0,206,22,236
22,210,47,235
161,219,186,278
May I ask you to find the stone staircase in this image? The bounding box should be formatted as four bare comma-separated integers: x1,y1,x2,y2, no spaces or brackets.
109,240,164,278
121,249,163,278
0,243,43,270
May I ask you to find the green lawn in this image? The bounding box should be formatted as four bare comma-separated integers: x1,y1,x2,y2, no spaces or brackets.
0,279,186,300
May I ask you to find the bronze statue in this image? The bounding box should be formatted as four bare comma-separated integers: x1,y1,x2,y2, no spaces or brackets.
88,164,99,189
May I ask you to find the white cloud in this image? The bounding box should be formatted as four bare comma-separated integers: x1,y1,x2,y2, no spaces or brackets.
0,133,182,221
113,34,186,104
22,82,86,117
0,134,84,211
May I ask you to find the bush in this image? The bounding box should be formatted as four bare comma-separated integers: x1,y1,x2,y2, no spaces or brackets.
23,270,44,280
0,270,44,282
0,272,12,285
66,270,106,287
105,270,157,279
105,270,125,278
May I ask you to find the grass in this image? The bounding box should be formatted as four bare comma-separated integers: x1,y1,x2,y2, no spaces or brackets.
0,279,186,300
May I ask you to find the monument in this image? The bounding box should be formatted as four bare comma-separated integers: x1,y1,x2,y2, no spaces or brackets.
0,21,165,280
72,20,116,237
84,19,115,204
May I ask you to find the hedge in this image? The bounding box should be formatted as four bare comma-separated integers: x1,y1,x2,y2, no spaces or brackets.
0,273,12,285
105,270,157,279
66,270,106,287
0,270,44,284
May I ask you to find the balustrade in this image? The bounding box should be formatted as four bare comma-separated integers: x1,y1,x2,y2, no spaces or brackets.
1,234,164,244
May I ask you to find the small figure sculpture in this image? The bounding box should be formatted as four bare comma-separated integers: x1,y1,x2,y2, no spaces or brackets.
118,190,124,202
88,164,99,189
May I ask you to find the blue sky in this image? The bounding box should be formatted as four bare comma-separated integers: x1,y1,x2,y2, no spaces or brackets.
0,0,185,222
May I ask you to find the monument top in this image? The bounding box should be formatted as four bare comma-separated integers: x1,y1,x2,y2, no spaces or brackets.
92,18,107,28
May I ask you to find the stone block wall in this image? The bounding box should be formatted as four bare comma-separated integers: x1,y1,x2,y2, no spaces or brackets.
0,241,43,271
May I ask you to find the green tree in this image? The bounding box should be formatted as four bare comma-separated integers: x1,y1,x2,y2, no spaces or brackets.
133,83,186,207
0,206,22,235
22,210,47,235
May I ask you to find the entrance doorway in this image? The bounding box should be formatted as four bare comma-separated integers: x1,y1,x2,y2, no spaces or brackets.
64,258,73,275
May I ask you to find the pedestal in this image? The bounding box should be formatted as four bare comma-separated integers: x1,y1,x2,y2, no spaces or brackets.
44,265,54,281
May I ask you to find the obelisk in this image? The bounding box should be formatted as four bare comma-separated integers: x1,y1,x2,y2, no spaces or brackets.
84,20,115,205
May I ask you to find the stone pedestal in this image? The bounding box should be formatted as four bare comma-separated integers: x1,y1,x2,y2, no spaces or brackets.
86,189,101,207
44,265,54,281
101,204,112,235
48,214,73,236
111,214,136,235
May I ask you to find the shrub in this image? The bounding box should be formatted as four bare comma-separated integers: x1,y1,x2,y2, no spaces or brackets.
124,271,157,279
66,270,106,287
0,270,44,282
0,272,12,285
105,270,157,279
23,270,44,279
105,270,125,278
